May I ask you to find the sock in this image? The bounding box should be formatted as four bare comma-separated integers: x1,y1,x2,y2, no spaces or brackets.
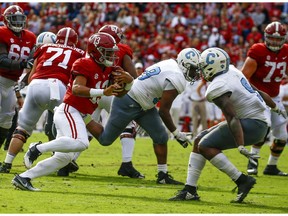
209,153,241,181
121,138,135,162
186,152,206,187
157,164,167,173
4,153,15,164
267,155,279,165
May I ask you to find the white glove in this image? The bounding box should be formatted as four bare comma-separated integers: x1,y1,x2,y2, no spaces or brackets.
172,129,193,148
238,145,260,160
271,106,287,119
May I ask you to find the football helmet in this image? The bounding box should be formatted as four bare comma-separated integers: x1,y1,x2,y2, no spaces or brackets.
199,47,230,81
56,27,78,47
3,5,27,33
264,21,287,52
87,32,119,67
36,32,57,45
98,24,124,43
176,48,201,83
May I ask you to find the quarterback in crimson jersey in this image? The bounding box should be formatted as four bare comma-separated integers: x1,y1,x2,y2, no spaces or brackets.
0,5,36,172
241,21,288,176
11,32,133,191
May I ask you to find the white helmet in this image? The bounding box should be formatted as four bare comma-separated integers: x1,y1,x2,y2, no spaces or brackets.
36,32,57,46
177,48,201,83
199,47,230,81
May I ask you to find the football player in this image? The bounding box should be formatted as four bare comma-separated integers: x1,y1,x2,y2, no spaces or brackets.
12,32,132,191
0,27,85,173
241,21,288,176
85,47,201,185
0,5,36,171
64,24,144,178
169,47,275,203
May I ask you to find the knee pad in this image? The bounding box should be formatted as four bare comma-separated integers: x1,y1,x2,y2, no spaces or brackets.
270,139,286,154
120,127,136,140
12,128,30,143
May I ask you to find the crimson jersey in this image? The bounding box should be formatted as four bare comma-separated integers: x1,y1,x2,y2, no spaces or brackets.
63,56,113,114
0,26,36,81
31,43,85,85
117,43,133,67
247,43,288,97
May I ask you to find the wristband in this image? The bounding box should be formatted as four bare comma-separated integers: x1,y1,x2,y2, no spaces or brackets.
172,129,180,136
124,80,134,91
89,88,104,97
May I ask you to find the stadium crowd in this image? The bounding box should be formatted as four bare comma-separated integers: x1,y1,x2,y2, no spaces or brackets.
0,2,288,68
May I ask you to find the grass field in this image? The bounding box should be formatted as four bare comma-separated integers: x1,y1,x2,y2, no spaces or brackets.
0,132,288,214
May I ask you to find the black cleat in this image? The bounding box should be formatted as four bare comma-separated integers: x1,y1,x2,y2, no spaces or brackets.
247,158,258,175
117,161,145,179
24,141,42,169
0,162,12,173
12,174,40,191
156,171,184,185
232,175,256,203
263,165,288,176
169,187,200,201
57,160,79,177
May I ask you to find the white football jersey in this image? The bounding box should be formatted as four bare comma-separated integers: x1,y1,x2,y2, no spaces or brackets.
205,65,269,123
128,59,186,110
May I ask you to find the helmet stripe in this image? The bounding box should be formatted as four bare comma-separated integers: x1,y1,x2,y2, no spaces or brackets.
64,28,71,46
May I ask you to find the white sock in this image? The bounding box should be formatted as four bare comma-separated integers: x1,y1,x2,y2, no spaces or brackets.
157,164,167,173
209,153,241,181
121,138,135,162
4,153,15,164
186,152,206,187
250,146,261,155
37,137,87,153
267,155,279,165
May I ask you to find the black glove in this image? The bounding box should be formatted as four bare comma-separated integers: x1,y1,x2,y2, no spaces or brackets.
20,58,34,69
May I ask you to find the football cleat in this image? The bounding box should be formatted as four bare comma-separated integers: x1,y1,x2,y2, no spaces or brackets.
247,158,258,175
117,161,145,179
231,175,256,203
57,160,79,177
0,162,12,173
169,188,200,201
12,174,40,191
263,165,288,176
24,141,42,169
156,171,184,185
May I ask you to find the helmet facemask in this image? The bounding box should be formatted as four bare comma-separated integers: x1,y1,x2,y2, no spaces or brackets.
264,33,286,52
96,46,119,67
5,13,26,33
181,62,201,84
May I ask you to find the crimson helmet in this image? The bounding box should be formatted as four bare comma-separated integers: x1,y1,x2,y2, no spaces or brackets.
87,32,119,67
3,5,27,33
56,27,78,47
98,24,124,43
264,21,287,52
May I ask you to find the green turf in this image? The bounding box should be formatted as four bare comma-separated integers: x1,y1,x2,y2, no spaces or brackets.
0,132,288,213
